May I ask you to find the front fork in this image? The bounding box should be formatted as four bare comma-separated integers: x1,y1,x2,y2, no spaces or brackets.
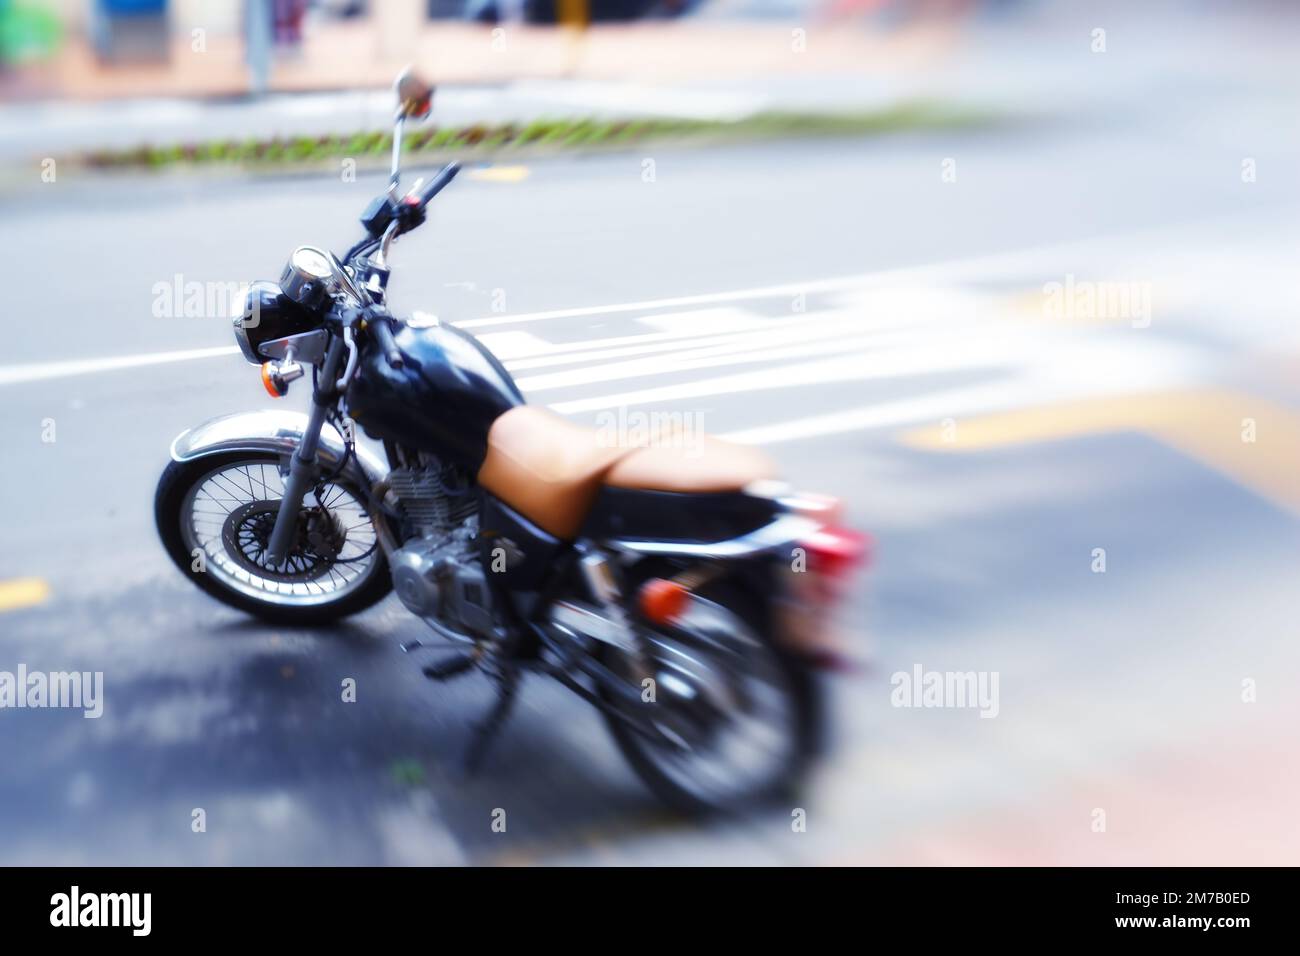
264,335,347,568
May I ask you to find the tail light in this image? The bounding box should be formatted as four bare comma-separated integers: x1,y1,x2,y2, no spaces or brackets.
802,526,870,580
757,485,872,669
780,526,871,670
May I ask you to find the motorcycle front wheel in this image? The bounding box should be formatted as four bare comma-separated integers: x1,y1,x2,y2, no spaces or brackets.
155,450,391,626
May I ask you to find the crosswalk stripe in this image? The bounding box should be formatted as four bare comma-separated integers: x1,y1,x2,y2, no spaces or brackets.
516,323,928,393
634,308,768,335
719,379,1039,445
546,344,1016,414
501,307,927,371
470,330,555,360
452,212,1255,331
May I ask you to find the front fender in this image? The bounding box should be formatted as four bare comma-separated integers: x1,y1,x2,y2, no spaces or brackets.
169,410,388,494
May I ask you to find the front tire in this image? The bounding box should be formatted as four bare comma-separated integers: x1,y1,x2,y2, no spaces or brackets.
156,451,391,626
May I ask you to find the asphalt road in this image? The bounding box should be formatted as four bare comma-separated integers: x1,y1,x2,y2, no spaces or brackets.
2,88,1299,864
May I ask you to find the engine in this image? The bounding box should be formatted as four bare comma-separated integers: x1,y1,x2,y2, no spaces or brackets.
386,463,493,637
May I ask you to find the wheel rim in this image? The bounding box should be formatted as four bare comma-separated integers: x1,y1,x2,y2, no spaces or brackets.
626,597,799,806
180,457,381,608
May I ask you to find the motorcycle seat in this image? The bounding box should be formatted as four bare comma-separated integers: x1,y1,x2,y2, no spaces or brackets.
477,406,775,539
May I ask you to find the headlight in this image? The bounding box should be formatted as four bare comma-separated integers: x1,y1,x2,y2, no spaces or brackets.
232,280,319,364
231,285,261,364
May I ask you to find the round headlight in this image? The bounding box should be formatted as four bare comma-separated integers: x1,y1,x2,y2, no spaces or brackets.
231,286,259,363
232,280,319,364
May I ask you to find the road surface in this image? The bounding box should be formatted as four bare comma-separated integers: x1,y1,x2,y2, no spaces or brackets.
1,75,1299,864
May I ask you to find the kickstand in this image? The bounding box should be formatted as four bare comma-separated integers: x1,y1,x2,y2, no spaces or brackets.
462,665,521,775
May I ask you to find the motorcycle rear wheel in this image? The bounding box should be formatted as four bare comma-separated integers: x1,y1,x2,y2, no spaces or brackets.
599,577,822,816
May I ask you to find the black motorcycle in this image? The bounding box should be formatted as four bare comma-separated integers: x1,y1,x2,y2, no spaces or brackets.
155,70,864,813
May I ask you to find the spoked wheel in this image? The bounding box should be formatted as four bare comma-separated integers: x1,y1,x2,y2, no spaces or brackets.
156,451,391,625
599,580,820,816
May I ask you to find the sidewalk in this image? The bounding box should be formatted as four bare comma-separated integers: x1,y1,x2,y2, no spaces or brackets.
0,18,973,167
6,20,953,102
5,4,1297,171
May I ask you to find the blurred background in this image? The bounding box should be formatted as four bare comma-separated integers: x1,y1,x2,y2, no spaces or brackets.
1,0,1298,864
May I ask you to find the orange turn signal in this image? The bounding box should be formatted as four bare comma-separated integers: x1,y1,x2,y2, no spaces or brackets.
638,578,689,626
261,362,286,398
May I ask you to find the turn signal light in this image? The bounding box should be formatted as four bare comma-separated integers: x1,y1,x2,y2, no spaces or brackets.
261,362,287,398
260,357,304,398
638,578,689,626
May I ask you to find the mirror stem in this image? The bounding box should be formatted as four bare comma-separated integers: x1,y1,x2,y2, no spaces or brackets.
389,115,405,196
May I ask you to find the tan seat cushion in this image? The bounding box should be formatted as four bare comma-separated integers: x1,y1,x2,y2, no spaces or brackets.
476,406,775,538
605,438,776,493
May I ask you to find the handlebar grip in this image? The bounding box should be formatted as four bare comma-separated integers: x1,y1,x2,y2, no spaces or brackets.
418,162,461,206
370,318,404,369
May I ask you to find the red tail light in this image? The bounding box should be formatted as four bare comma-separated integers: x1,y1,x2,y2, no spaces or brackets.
802,526,870,579
778,525,871,669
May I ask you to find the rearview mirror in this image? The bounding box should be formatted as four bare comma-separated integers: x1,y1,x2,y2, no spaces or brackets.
395,67,434,121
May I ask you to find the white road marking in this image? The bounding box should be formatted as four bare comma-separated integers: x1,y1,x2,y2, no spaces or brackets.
470,330,556,361
720,377,1058,446
505,313,861,371
0,300,893,390
0,345,241,388
547,347,1007,414
0,216,1244,389
451,216,1246,331
634,307,766,335
549,331,1205,417
500,306,915,370
516,322,926,394
453,273,904,330
719,342,1210,447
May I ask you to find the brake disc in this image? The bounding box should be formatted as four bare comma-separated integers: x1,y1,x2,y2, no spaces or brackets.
221,500,343,583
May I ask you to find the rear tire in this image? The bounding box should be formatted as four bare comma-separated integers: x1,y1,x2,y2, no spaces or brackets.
599,576,822,816
156,451,392,626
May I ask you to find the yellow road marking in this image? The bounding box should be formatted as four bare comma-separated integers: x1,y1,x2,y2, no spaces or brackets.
0,577,50,613
467,165,530,184
901,389,1300,517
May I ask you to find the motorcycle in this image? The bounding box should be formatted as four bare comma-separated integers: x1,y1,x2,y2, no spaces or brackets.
155,69,865,813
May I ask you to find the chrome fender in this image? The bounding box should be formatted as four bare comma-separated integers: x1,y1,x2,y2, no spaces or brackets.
169,409,388,494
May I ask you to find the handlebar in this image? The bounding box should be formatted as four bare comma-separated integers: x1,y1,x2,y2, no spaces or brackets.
330,162,459,370
341,161,461,265
370,316,404,370
415,161,461,207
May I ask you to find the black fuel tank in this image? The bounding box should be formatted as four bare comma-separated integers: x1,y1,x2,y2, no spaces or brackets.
347,319,524,470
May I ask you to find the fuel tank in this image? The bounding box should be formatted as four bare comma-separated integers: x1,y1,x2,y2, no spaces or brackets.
347,318,524,470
